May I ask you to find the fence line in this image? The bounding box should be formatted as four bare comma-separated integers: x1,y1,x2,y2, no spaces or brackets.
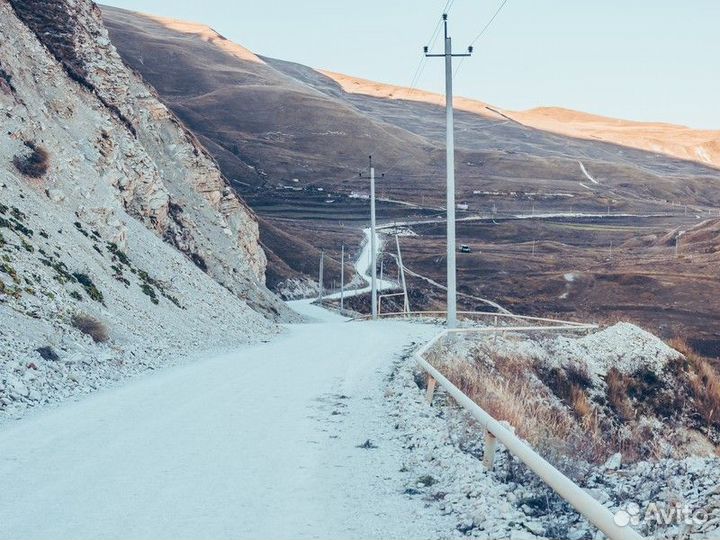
351,309,598,329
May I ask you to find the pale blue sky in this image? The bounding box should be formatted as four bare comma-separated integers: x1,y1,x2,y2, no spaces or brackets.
104,1,719,129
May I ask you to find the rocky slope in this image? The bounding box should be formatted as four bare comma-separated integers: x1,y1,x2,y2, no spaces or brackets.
0,0,290,419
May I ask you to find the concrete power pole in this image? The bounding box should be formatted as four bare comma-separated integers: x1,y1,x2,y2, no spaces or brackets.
360,156,382,321
395,234,410,315
370,159,378,320
318,250,324,302
425,14,472,328
340,244,345,312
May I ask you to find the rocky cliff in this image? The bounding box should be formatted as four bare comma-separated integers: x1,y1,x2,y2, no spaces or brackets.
0,0,290,418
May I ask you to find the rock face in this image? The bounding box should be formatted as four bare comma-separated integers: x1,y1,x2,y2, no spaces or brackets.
0,0,291,419
4,0,292,319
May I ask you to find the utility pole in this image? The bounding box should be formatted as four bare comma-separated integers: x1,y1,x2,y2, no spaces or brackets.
318,250,324,302
395,234,410,315
360,156,383,320
425,13,472,328
370,158,378,320
675,231,684,258
340,244,345,312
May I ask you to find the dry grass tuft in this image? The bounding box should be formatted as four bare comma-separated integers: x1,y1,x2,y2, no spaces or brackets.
570,385,592,419
605,368,636,422
13,141,50,178
436,356,611,473
71,314,109,343
669,338,720,429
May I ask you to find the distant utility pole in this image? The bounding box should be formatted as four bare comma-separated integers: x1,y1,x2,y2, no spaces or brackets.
675,231,684,258
318,250,324,302
395,235,410,315
340,244,345,312
425,13,472,329
360,156,383,320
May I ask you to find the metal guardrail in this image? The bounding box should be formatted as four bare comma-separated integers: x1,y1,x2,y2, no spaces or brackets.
415,328,643,540
351,309,598,330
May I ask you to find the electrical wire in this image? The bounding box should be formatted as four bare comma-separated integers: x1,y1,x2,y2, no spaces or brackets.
469,0,509,47
354,0,459,181
453,0,510,79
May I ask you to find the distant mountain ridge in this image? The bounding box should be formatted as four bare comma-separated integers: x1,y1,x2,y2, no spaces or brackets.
320,70,720,170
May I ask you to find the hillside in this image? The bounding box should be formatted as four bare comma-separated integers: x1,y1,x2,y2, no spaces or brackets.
322,71,720,170
96,5,720,350
0,0,293,418
100,6,720,264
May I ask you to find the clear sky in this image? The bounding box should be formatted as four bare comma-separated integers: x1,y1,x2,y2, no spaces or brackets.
103,0,719,129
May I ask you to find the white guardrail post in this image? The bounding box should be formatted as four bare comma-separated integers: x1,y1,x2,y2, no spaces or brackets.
415,330,644,540
425,375,437,404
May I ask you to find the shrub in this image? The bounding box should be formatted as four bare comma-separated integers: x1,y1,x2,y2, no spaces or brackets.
140,282,159,304
36,346,59,361
190,252,208,272
71,314,108,343
0,65,13,93
12,141,50,178
72,272,104,303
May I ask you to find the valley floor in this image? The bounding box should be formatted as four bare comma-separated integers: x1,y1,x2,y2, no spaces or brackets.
0,301,458,539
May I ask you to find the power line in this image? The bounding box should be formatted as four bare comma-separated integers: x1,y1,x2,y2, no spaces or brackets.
469,0,510,47
365,2,457,177
351,1,462,190
453,0,510,79
441,0,457,17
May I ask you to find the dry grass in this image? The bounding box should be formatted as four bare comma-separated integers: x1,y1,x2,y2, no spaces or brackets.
425,330,720,470
570,385,592,418
605,368,636,422
71,314,109,343
669,338,720,429
12,141,49,178
435,355,612,473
